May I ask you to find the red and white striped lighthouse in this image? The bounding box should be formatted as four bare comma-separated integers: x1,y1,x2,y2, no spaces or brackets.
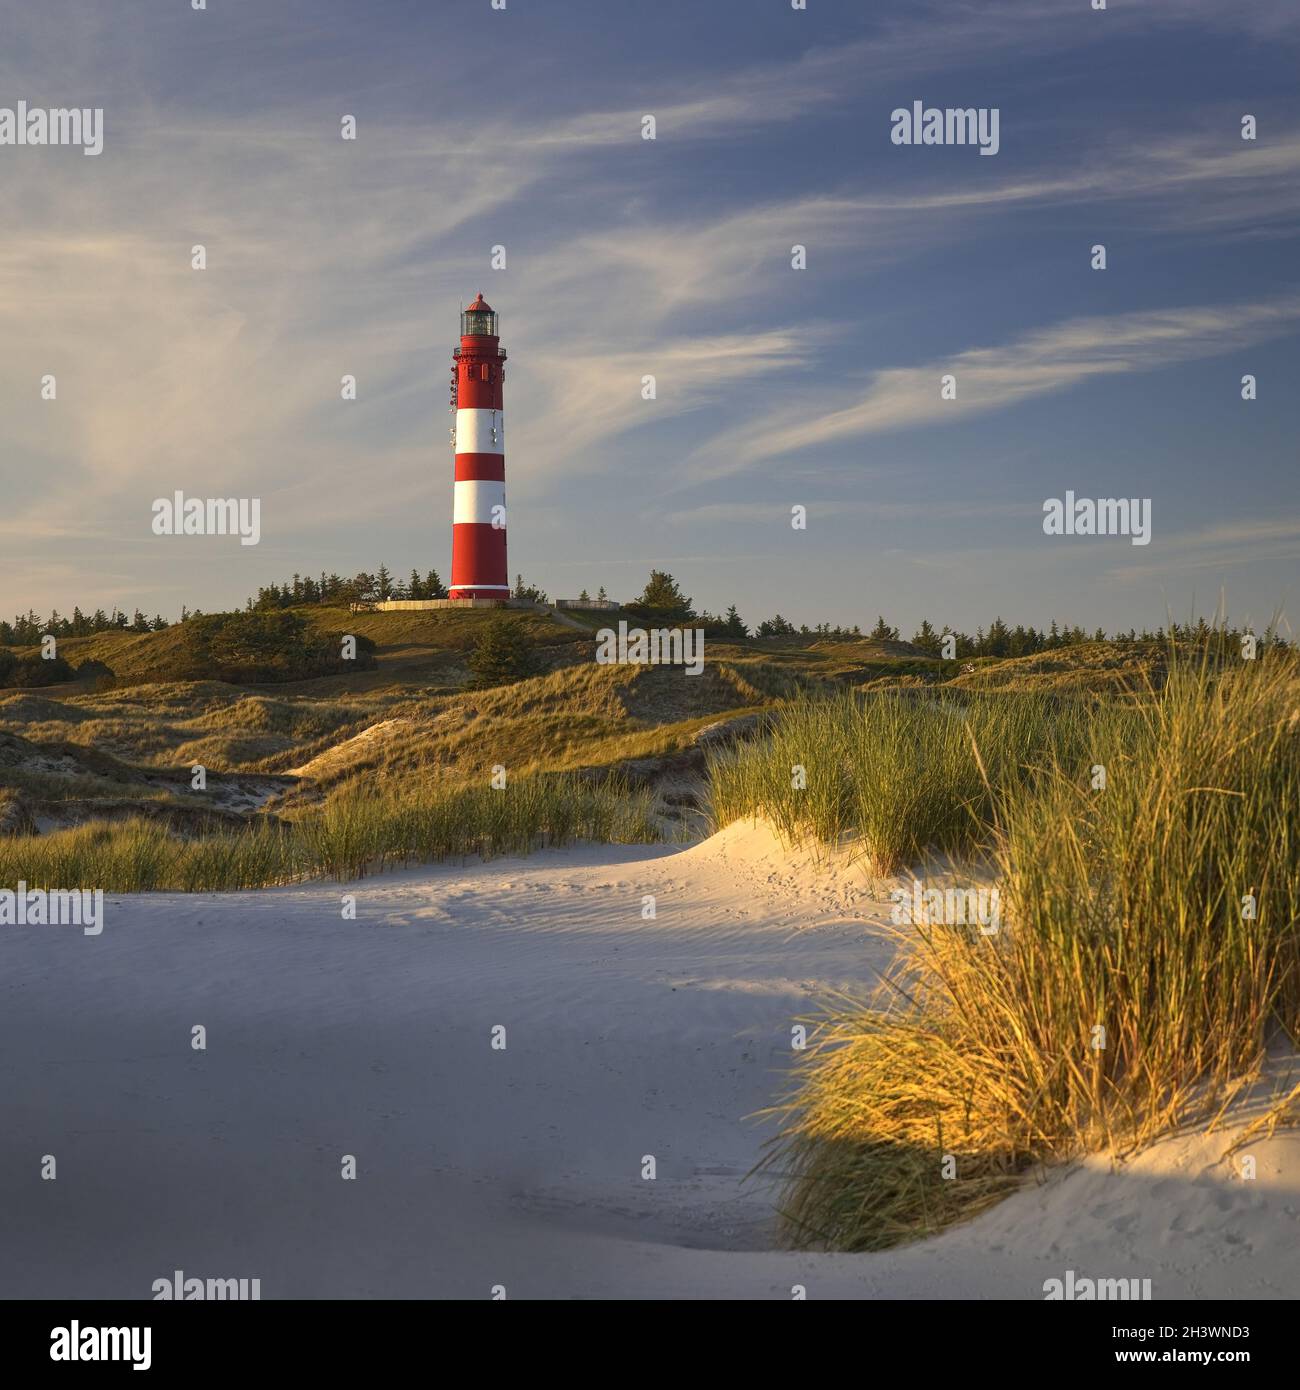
449,293,508,600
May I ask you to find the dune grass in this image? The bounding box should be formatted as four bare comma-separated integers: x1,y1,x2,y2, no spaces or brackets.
0,774,660,891
300,774,661,879
707,688,1100,874
722,657,1300,1249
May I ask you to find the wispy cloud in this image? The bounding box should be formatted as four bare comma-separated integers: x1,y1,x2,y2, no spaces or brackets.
684,294,1300,481
1107,518,1300,582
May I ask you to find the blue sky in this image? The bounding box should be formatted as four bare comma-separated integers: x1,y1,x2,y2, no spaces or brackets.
1,0,1297,637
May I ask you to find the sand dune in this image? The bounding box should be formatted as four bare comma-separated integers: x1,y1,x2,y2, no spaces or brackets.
0,821,1294,1299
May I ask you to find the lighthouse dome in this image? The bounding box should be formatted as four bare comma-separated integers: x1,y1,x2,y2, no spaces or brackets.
461,293,498,337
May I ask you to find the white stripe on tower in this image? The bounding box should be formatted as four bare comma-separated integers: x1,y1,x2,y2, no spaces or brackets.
455,408,505,455
453,479,506,525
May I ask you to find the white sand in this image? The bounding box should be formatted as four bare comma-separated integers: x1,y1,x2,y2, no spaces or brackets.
1,820,1295,1299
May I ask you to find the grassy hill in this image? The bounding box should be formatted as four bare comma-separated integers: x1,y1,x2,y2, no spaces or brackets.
0,604,954,836
4,605,586,691
1,606,1199,840
0,649,819,792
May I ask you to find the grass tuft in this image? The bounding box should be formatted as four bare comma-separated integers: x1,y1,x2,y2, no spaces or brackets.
708,689,1096,874
734,655,1300,1248
0,774,660,891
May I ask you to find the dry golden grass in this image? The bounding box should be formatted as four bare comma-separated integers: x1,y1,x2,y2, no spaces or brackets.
0,684,376,771
708,688,1091,873
275,661,798,796
754,654,1300,1250
947,641,1168,694
0,774,661,891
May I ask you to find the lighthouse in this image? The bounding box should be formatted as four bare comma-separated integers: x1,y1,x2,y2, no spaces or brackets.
449,293,509,600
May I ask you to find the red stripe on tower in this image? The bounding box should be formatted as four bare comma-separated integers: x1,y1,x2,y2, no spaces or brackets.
450,292,508,599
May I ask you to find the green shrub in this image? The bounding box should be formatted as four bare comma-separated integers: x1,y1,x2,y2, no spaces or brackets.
466,617,541,689
176,610,377,683
0,652,75,688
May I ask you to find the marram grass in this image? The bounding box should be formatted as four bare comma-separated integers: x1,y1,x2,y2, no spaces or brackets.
733,657,1300,1249
300,774,661,880
0,774,660,892
707,688,1100,873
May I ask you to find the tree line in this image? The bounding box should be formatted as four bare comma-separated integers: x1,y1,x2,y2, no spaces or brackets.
248,566,449,609
5,562,1289,656
1,608,169,645
898,614,1289,658
618,573,1292,654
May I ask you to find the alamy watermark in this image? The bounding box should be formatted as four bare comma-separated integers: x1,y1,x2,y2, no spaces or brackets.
50,1323,150,1370
891,879,1001,934
152,1270,261,1300
595,620,704,676
152,491,261,546
1043,1269,1152,1301
0,883,103,935
0,101,103,156
1043,491,1151,546
891,101,999,155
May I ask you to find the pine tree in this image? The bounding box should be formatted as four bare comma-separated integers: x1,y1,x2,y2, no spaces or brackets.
511,574,547,603
467,617,541,689
723,604,748,637
634,570,693,619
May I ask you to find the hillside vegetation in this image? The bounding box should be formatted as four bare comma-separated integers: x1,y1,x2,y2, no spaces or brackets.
0,606,927,785
0,605,1228,900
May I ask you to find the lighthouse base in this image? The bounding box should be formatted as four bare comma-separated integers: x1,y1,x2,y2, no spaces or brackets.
352,598,506,612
